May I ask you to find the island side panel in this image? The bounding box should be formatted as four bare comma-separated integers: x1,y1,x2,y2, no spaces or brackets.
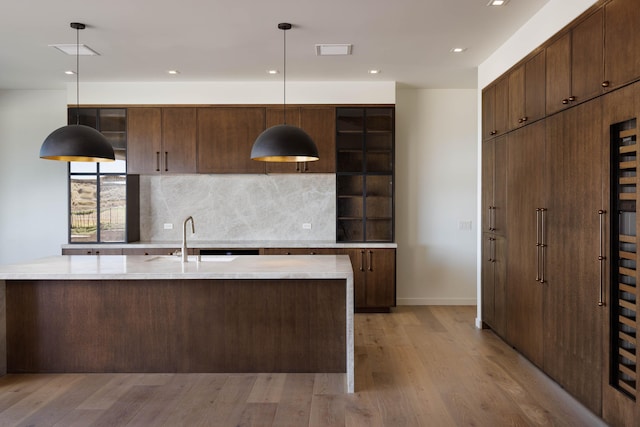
6,279,346,374
0,280,5,376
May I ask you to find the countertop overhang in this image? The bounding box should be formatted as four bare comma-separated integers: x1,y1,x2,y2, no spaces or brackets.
61,240,397,250
0,254,354,281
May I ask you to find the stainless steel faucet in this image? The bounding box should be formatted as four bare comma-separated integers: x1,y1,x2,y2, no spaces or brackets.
182,216,195,262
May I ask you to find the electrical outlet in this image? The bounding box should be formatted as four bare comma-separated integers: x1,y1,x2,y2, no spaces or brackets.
302,223,312,230
458,220,472,231
164,223,173,230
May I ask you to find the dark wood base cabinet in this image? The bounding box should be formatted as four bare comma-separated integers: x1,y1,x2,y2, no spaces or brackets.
264,248,396,312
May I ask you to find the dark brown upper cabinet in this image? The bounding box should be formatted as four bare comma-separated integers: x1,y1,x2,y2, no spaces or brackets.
604,0,640,91
508,51,545,130
482,77,509,140
546,9,603,115
265,106,336,174
197,107,266,174
127,107,197,175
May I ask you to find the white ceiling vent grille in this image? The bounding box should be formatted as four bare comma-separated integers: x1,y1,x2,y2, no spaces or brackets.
49,44,100,56
315,44,352,56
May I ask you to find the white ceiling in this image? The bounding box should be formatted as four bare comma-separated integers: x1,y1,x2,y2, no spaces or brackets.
0,0,550,90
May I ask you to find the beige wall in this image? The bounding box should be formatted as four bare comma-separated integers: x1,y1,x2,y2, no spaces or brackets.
0,90,68,265
396,88,478,305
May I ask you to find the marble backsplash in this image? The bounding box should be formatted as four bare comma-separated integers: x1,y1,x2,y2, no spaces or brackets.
139,174,336,241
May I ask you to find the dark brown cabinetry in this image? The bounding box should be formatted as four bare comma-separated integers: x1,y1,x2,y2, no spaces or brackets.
508,51,545,130
336,107,394,242
265,107,336,174
543,99,604,415
481,234,506,336
127,108,196,174
601,82,640,427
62,248,123,255
505,122,546,368
481,136,507,235
604,0,640,91
546,9,604,115
263,247,396,311
482,78,509,140
197,107,266,174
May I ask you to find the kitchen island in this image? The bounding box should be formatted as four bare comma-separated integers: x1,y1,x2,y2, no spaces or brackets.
0,254,354,393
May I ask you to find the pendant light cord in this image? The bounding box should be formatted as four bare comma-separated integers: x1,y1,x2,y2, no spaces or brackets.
283,25,286,125
75,24,80,125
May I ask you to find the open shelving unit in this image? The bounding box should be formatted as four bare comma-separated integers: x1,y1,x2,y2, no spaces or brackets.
336,107,394,242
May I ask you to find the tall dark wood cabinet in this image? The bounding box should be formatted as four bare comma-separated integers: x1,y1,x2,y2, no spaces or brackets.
481,135,507,336
601,82,640,427
505,122,546,368
481,0,640,424
543,98,604,414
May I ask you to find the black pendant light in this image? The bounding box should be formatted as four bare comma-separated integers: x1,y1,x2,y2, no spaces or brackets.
251,23,319,163
40,23,115,162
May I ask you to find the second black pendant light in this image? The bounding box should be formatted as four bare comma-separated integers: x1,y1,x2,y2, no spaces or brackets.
250,23,319,163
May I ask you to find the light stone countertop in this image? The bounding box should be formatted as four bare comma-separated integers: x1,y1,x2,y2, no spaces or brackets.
61,240,398,250
0,254,356,393
0,254,354,281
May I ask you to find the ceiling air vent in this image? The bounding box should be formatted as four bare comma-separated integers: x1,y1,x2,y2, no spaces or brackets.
315,44,352,56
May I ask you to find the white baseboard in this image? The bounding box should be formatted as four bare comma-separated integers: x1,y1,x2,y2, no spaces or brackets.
396,298,477,306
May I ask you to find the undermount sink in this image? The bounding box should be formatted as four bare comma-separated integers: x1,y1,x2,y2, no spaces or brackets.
144,255,237,263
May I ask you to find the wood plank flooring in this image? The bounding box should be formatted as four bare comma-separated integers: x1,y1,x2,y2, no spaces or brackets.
0,306,607,426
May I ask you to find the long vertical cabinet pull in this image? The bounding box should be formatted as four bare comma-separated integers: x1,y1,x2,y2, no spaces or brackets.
367,250,373,272
540,208,547,284
489,206,495,231
164,152,169,172
536,208,541,282
359,250,365,272
598,209,606,306
156,152,160,172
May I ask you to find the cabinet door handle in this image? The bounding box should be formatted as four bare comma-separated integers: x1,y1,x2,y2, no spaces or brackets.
304,162,308,172
536,208,541,282
518,118,524,123
296,162,300,172
359,250,365,272
540,208,546,284
367,250,373,271
488,237,495,262
164,152,169,172
568,96,576,102
156,152,160,172
602,81,610,88
598,209,606,307
522,116,528,122
562,99,569,105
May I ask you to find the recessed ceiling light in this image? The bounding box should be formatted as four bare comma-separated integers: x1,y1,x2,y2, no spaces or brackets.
450,47,467,53
267,70,279,75
65,70,76,75
49,44,100,56
368,69,381,74
167,70,180,75
487,0,508,6
315,44,352,56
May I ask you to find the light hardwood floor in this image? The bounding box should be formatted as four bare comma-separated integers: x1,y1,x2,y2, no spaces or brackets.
0,306,607,426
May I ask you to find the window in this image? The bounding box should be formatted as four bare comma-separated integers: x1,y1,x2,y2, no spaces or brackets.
68,108,128,243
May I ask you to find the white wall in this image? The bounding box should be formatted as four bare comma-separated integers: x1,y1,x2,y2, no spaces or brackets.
0,90,68,265
396,88,478,305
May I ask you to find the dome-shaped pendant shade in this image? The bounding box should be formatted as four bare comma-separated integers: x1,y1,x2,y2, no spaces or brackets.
251,124,319,162
40,124,115,162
